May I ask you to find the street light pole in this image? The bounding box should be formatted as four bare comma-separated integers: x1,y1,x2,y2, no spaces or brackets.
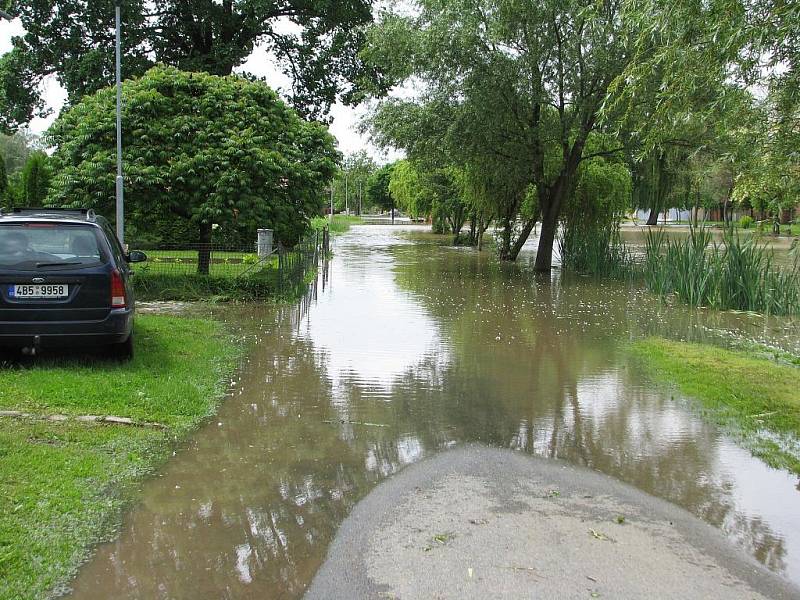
115,2,125,246
344,172,348,215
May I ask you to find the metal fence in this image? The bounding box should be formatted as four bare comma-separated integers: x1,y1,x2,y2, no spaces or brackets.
130,227,330,297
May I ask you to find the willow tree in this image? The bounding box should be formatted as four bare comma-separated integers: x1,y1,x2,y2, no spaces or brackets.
0,0,378,131
47,66,338,274
365,0,636,270
389,160,430,219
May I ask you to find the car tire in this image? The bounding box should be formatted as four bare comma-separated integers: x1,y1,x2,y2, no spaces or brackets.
0,349,15,365
109,333,134,361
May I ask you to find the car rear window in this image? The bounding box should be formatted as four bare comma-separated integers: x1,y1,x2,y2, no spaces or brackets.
0,223,109,271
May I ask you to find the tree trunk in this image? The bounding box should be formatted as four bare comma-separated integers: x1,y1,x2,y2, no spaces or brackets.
534,206,559,272
198,222,212,275
477,218,490,251
468,211,477,246
508,215,538,261
646,207,659,226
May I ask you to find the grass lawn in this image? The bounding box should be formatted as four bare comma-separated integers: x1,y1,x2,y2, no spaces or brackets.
631,337,800,473
312,214,363,235
0,315,240,600
134,250,273,277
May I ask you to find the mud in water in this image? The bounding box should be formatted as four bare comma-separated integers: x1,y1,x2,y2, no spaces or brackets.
67,225,800,599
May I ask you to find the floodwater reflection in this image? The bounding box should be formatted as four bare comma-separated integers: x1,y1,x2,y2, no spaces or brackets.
67,225,800,599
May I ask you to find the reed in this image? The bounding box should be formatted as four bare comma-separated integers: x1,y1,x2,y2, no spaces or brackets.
559,222,631,278
643,226,800,315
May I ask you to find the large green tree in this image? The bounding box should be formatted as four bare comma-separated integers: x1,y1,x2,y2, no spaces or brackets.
0,0,381,130
388,160,468,239
47,65,339,273
389,160,429,219
611,0,798,222
365,0,636,270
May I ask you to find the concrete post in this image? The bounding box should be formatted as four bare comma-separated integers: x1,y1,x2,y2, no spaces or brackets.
257,229,273,258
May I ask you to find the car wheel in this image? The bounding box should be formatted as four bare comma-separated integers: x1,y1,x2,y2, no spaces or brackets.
0,349,15,365
109,333,134,361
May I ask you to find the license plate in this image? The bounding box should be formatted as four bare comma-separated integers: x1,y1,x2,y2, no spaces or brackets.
9,284,69,299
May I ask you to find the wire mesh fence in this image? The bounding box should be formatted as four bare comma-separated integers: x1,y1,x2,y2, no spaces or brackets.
129,227,329,300
132,245,269,278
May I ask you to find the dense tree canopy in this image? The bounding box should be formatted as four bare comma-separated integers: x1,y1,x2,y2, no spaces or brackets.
388,160,428,219
0,0,382,131
366,0,638,269
610,0,799,224
47,66,339,272
364,0,798,268
366,163,395,212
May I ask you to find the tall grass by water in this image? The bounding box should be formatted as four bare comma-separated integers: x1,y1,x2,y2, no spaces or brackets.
643,227,800,315
312,214,363,234
559,223,631,278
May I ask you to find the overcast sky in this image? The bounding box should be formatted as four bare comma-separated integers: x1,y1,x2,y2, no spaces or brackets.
0,15,400,162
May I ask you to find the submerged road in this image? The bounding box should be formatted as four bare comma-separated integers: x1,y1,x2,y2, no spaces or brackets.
66,225,800,599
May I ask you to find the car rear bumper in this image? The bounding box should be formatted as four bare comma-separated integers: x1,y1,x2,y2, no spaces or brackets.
0,308,133,349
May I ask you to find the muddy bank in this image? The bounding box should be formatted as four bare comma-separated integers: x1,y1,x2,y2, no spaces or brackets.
306,445,799,600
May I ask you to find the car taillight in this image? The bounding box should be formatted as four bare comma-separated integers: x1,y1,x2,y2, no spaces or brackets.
111,269,127,309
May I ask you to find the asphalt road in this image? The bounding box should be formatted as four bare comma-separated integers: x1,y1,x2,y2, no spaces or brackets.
305,445,799,599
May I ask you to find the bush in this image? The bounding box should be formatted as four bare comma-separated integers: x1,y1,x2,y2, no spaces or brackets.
739,215,754,229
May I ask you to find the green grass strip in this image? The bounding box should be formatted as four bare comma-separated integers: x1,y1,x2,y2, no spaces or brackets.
0,315,240,600
311,214,363,235
631,337,800,474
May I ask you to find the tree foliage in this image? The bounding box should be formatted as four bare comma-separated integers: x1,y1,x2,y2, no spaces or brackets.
610,0,799,226
388,160,429,218
0,130,42,175
366,163,395,212
47,66,339,271
1,0,382,131
0,155,8,207
21,150,51,207
331,150,378,213
366,0,637,269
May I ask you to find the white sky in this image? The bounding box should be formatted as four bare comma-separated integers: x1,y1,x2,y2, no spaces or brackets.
0,15,401,162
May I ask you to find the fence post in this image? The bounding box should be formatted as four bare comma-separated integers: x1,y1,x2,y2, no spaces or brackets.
257,229,273,258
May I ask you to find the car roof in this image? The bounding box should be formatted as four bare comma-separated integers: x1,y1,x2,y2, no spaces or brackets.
0,208,104,227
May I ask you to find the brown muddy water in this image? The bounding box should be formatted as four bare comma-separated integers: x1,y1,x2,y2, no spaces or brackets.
67,225,800,599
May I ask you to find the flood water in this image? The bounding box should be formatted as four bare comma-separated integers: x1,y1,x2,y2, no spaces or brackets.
68,225,800,599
